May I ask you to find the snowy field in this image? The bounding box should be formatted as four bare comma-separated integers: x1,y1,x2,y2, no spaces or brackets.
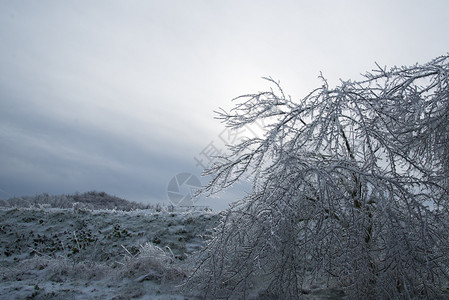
0,193,348,299
0,193,219,299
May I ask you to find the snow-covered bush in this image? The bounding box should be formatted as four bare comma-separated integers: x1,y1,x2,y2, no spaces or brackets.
188,55,449,299
120,243,186,283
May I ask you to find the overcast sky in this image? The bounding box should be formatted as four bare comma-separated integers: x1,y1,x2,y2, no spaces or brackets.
1,0,448,210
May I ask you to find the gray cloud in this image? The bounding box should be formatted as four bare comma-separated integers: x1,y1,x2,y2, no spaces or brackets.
1,0,449,209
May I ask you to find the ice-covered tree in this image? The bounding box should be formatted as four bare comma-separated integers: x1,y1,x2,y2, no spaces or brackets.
188,54,449,299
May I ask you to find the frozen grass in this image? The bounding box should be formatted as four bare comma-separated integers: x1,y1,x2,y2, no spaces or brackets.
0,202,218,299
0,193,371,299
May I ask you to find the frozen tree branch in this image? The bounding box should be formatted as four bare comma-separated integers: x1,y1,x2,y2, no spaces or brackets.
187,54,449,299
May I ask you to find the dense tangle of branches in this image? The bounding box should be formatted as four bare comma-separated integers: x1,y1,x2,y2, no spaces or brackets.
188,54,449,299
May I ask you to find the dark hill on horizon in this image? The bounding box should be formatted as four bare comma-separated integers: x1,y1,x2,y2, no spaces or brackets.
0,191,157,211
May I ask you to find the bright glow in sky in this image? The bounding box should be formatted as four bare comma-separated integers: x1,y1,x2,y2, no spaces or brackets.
1,0,448,210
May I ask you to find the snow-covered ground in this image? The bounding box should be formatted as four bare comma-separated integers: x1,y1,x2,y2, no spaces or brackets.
0,193,349,299
0,199,218,299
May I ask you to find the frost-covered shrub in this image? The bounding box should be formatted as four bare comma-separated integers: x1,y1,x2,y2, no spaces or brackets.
120,243,186,283
188,55,449,299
